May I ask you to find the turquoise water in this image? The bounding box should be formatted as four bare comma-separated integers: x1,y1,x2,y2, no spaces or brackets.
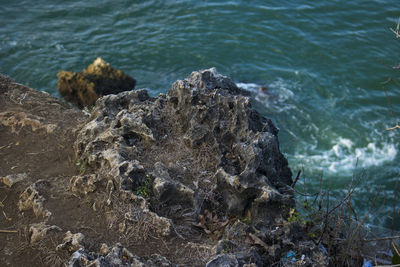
1,1,399,230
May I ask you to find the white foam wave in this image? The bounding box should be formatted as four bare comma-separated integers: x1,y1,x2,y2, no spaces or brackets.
237,81,398,176
236,79,297,113
294,138,397,175
236,79,295,102
236,82,261,92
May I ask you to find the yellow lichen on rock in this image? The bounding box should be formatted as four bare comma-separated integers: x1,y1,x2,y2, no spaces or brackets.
58,58,136,108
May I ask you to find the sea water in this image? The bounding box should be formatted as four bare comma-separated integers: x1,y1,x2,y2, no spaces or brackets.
1,0,399,231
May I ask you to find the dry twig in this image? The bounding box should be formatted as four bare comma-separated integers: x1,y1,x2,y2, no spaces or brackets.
363,235,400,242
2,210,12,221
390,18,400,38
382,86,400,131
292,170,302,188
0,229,18,233
393,173,400,235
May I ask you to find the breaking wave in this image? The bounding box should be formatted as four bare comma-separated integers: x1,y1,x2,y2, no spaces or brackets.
293,137,397,175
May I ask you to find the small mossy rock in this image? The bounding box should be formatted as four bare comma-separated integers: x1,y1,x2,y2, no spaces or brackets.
58,57,136,108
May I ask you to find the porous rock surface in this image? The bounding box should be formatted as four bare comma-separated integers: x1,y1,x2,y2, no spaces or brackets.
58,57,136,108
0,70,327,266
76,67,294,226
74,68,327,265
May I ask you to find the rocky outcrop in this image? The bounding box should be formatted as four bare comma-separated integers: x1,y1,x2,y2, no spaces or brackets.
0,71,328,266
58,57,136,108
72,68,326,265
76,68,294,225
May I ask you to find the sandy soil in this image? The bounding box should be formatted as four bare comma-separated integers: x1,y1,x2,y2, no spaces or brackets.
0,74,88,266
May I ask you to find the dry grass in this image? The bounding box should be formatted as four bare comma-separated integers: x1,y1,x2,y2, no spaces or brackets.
8,228,67,267
37,239,67,267
122,209,155,243
104,191,162,243
294,166,400,266
296,32,400,261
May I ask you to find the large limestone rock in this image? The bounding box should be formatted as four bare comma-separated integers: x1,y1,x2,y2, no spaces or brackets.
58,58,136,108
72,68,327,265
75,67,294,231
0,71,329,266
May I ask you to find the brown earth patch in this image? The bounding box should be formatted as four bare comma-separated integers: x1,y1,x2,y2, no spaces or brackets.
0,75,217,266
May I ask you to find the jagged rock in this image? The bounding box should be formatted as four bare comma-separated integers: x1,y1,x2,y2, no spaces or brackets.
215,232,264,266
18,180,52,219
0,70,330,266
105,245,141,266
244,222,329,266
99,243,110,256
56,231,85,252
70,174,101,197
118,189,148,210
28,222,62,244
152,162,195,208
75,68,293,230
69,68,308,265
212,246,262,266
120,208,172,238
146,254,172,266
224,221,248,241
58,57,136,108
235,248,263,266
68,244,145,267
185,67,245,95
1,173,27,187
206,254,239,267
